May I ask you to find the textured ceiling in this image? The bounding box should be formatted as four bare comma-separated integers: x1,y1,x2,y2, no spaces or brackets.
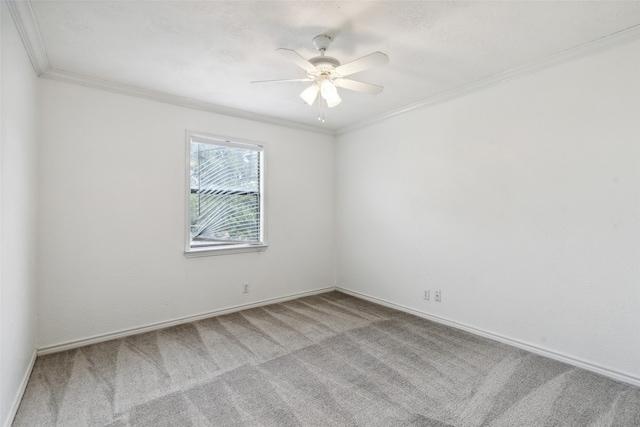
30,1,640,131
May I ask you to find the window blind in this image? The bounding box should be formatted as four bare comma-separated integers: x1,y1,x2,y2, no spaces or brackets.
190,140,262,246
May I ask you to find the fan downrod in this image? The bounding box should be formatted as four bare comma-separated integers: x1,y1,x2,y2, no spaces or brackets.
309,35,340,70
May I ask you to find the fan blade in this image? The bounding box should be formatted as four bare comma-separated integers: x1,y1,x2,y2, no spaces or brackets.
276,48,317,73
334,51,388,77
251,78,313,84
334,78,383,94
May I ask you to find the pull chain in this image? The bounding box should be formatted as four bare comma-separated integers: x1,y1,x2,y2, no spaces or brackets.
317,97,326,123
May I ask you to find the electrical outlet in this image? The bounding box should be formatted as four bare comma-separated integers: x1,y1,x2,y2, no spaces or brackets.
435,291,441,302
423,290,430,300
243,283,249,293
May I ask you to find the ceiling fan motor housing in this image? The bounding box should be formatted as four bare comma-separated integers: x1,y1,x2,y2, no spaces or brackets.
309,56,341,71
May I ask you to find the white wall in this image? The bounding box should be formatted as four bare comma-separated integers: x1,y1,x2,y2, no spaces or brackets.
336,40,640,382
38,80,335,348
1,3,40,426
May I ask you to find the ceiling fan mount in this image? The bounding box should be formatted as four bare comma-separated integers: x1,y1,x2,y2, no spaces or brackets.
312,34,334,53
312,34,333,53
252,34,389,122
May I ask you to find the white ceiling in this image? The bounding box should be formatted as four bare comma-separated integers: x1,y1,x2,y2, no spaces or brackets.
26,1,640,132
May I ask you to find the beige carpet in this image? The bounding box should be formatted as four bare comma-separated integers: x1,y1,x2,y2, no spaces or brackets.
13,291,640,426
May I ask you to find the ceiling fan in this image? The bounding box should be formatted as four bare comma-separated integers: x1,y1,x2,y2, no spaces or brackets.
253,35,389,122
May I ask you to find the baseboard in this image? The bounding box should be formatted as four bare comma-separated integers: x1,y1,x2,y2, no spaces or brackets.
336,287,640,388
38,286,336,356
4,349,37,427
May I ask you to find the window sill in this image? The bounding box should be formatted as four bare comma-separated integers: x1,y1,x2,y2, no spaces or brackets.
184,243,268,258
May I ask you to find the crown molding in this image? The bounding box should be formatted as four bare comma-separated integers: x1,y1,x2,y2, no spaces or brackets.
8,0,639,138
6,1,332,136
336,24,640,136
41,69,335,136
5,0,50,76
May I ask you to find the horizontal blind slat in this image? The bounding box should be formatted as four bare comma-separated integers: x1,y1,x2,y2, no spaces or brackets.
190,139,262,245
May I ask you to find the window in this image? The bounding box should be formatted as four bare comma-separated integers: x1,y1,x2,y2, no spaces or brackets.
185,132,265,256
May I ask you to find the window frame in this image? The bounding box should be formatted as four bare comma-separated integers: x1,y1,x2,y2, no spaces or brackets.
184,130,267,257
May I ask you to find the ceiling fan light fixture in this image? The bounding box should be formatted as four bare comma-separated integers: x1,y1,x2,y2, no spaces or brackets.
324,92,341,108
320,79,341,107
300,84,319,105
